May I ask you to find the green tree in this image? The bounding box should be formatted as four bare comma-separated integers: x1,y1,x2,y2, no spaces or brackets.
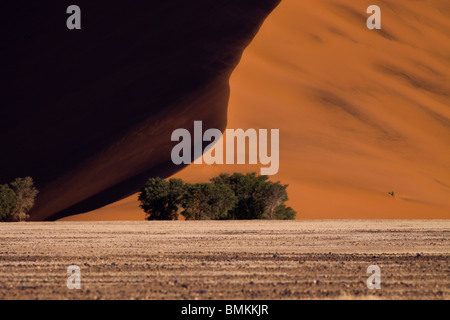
0,184,16,222
138,178,185,220
211,172,296,220
274,205,296,220
9,177,38,222
181,183,237,220
208,184,238,220
211,173,268,219
139,173,296,221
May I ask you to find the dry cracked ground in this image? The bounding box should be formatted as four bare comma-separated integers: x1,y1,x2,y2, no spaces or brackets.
0,220,448,300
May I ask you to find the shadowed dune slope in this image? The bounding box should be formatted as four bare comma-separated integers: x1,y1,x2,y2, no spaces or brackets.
1,0,281,221
67,0,450,220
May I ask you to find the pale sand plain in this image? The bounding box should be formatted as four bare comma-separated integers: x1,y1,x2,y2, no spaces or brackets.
0,220,448,300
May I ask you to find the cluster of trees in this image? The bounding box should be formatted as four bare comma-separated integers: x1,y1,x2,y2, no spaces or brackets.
138,173,296,221
0,177,38,222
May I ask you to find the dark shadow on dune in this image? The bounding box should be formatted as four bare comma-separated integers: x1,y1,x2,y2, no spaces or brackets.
310,88,402,141
332,3,397,41
0,0,281,220
376,63,450,98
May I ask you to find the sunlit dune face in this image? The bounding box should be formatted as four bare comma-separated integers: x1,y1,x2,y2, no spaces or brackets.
64,0,450,221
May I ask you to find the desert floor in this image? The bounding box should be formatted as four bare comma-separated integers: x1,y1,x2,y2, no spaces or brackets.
0,220,448,300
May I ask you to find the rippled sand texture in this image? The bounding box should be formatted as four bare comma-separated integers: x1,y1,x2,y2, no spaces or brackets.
0,220,448,300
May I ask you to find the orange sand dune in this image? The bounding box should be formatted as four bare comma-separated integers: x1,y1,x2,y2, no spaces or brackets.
63,0,450,221
5,1,280,221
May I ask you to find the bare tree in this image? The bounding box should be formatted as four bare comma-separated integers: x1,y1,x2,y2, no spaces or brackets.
264,182,287,219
